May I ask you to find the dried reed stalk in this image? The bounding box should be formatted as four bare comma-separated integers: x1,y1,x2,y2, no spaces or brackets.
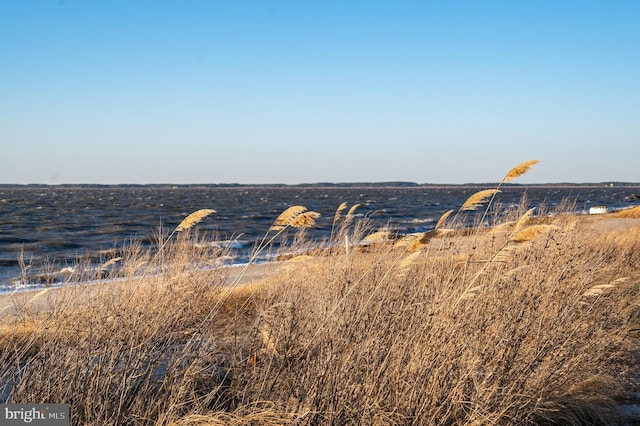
175,209,216,232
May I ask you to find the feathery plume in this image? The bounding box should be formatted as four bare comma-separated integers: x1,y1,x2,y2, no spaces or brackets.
270,206,308,231
435,209,454,230
290,211,321,229
511,207,537,236
503,160,540,183
333,202,348,224
346,203,361,217
175,209,216,232
461,189,501,211
98,257,123,271
583,277,629,297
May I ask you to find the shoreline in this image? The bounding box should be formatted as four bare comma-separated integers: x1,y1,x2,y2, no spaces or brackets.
1,214,638,321
0,261,282,320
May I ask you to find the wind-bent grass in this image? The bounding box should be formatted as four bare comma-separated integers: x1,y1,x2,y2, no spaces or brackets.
1,161,639,425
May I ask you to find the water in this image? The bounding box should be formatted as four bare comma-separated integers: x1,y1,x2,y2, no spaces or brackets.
1,184,638,293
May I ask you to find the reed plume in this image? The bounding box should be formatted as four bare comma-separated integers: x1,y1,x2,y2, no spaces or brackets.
270,206,308,231
511,207,537,236
290,211,321,229
583,277,629,297
502,160,540,183
175,209,216,232
461,189,501,211
333,202,348,224
346,204,361,217
435,209,454,230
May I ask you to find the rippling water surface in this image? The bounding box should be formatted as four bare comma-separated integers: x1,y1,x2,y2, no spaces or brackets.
1,185,638,292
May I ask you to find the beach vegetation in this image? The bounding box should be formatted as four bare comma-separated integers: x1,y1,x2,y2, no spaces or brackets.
0,161,639,425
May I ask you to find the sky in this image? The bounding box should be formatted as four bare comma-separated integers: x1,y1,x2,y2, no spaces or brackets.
1,1,639,185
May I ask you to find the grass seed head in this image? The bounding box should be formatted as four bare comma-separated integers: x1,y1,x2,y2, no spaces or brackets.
290,211,321,229
175,209,216,232
503,160,540,183
461,189,501,211
270,206,308,230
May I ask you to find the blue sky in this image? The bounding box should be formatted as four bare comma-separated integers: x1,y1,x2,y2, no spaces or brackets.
1,1,639,184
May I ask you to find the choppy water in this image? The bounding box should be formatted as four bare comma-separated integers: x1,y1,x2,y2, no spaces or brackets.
1,185,638,293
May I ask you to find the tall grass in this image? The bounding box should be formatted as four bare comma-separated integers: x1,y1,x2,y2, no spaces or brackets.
1,162,639,425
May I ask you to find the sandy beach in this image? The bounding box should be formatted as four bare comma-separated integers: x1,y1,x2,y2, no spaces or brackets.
0,261,282,320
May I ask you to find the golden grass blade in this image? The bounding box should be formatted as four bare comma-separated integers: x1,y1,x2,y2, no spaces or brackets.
290,211,321,229
512,207,537,236
175,209,216,232
435,209,454,230
511,224,557,243
333,202,348,224
270,206,308,231
461,189,501,211
502,160,540,183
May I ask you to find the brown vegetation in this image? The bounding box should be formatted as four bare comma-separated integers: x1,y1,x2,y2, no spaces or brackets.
1,161,639,425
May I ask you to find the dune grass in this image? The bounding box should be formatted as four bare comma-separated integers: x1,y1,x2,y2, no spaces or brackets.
1,162,639,425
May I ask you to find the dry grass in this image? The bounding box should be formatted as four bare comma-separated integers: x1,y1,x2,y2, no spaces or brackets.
614,206,640,218
1,162,639,425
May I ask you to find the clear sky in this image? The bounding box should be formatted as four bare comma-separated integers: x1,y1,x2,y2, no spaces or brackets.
1,1,639,184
